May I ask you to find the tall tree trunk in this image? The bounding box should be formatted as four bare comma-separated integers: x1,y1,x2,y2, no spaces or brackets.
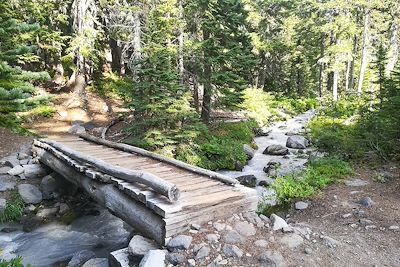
178,0,184,84
386,22,399,74
332,38,340,102
129,6,142,81
109,39,123,74
345,60,350,94
257,53,267,90
318,34,325,98
201,29,212,124
348,35,358,94
357,9,370,97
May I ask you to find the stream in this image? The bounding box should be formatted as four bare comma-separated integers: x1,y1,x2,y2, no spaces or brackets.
218,110,316,204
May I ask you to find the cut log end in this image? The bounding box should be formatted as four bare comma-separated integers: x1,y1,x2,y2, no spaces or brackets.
169,186,181,202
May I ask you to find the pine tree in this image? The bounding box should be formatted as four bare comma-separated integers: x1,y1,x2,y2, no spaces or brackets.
0,2,50,128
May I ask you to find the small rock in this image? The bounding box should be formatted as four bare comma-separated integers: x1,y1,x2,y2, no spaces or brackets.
365,225,377,230
236,175,257,188
286,135,309,149
3,155,21,168
206,234,220,243
223,230,245,244
23,164,48,179
166,253,185,265
356,197,374,207
304,247,312,254
259,214,271,224
128,235,159,256
82,258,109,267
257,251,286,267
193,243,206,253
191,223,201,230
345,179,369,187
270,214,288,231
254,239,268,247
69,125,86,135
341,213,352,219
109,248,130,267
279,233,304,248
354,210,366,217
282,226,293,233
389,225,399,231
36,207,58,218
0,166,11,174
222,244,243,258
295,201,308,210
263,145,289,156
18,184,42,204
167,235,192,251
0,175,16,191
243,212,262,224
67,250,96,267
359,219,373,226
213,222,226,231
18,152,30,160
321,236,340,248
0,198,6,212
139,250,166,267
187,259,196,267
234,221,256,237
59,203,70,215
8,165,24,176
40,174,57,199
195,246,210,260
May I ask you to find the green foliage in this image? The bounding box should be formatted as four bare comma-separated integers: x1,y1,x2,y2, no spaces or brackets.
0,190,25,223
31,105,57,118
94,73,133,100
272,157,353,202
0,256,31,267
274,97,319,115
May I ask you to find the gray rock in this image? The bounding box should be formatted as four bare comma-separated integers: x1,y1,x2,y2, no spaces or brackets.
36,207,58,218
257,251,286,267
286,135,309,149
0,198,6,212
18,152,30,160
270,214,288,231
40,174,57,199
357,197,374,207
82,258,109,267
255,239,268,247
3,154,20,168
389,225,399,231
294,201,308,210
259,214,271,224
345,179,369,187
213,222,226,231
69,125,86,135
139,250,166,267
341,213,352,219
304,247,313,254
128,235,159,256
321,236,340,248
222,244,243,258
234,221,256,237
195,246,210,260
359,219,373,226
191,223,201,230
263,145,289,156
166,253,186,265
236,175,257,188
243,212,262,225
67,250,96,267
23,164,48,179
193,243,206,253
59,203,70,215
187,259,196,267
167,235,192,251
8,165,24,176
279,233,304,248
243,144,255,160
0,175,16,191
206,233,220,243
18,184,42,204
0,166,11,174
223,230,245,244
109,248,131,267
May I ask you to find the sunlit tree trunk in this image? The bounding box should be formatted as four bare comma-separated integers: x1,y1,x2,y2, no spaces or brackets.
348,35,358,94
318,34,325,98
130,5,142,82
386,23,399,74
178,0,184,84
357,9,370,97
201,28,212,124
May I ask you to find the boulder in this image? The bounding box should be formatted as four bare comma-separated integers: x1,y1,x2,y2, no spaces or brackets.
222,244,243,258
82,258,109,267
263,145,289,156
109,248,131,267
263,161,281,177
0,198,6,212
69,125,86,135
139,250,166,267
67,250,96,267
286,135,309,149
18,184,42,204
40,174,57,199
270,214,288,231
236,175,257,188
243,144,256,160
167,235,192,251
23,164,48,179
128,235,159,257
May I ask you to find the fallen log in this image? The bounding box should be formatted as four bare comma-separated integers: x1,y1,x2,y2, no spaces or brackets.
37,139,180,202
78,133,238,185
34,147,166,244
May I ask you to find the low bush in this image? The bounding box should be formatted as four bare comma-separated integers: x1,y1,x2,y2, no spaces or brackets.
0,256,31,267
0,190,25,223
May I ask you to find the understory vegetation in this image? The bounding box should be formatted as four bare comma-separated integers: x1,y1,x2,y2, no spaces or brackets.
0,257,31,267
0,190,25,223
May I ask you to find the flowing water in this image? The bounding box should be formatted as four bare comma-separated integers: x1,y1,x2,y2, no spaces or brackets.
0,210,133,266
218,110,316,204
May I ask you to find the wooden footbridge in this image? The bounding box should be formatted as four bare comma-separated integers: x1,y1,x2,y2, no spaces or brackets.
33,134,258,244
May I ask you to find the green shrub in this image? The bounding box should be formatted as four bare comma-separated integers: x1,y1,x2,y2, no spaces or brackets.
93,72,134,100
272,157,353,203
31,105,57,118
0,190,25,223
273,97,319,115
0,256,31,267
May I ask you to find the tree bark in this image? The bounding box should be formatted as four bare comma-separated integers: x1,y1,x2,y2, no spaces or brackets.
130,6,142,81
178,0,184,84
257,53,267,90
201,29,212,124
348,35,358,94
357,9,370,97
318,34,325,98
386,22,399,74
332,38,340,102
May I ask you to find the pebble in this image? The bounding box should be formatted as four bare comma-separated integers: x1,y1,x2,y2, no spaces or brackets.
109,248,130,267
195,246,210,260
223,230,245,244
166,253,186,265
295,201,309,210
128,235,159,256
234,221,256,237
213,222,226,231
0,166,11,174
187,259,196,267
365,225,377,230
270,214,289,231
193,243,206,253
359,219,373,226
167,235,192,251
321,236,340,248
342,213,352,219
279,233,304,248
206,233,220,243
259,214,271,224
0,175,16,191
389,225,399,231
191,223,201,230
257,251,285,266
222,244,243,258
345,179,369,187
304,247,312,254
